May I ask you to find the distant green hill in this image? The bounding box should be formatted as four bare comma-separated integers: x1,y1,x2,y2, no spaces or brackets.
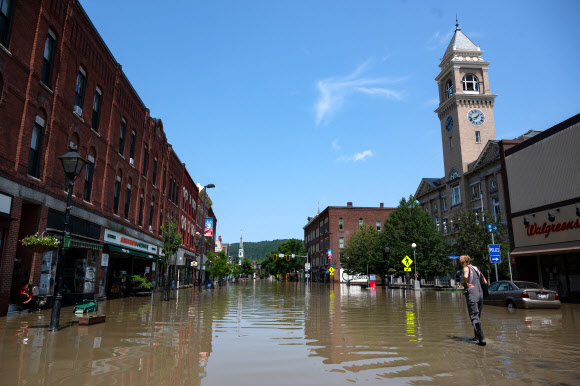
226,239,293,262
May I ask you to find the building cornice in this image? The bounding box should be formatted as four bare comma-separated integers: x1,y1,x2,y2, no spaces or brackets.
435,93,497,115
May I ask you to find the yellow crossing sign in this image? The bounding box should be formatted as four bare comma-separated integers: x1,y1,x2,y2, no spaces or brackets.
402,256,413,267
404,267,412,272
328,267,335,275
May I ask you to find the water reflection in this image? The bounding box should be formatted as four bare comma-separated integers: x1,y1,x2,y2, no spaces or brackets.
0,281,579,385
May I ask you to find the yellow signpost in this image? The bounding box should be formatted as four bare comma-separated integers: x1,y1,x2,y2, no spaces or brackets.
402,256,413,267
328,267,335,276
404,267,412,271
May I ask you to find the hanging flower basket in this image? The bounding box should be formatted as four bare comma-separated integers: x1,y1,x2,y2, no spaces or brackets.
20,233,60,253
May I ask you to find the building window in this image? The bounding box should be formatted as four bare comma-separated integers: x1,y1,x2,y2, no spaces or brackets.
449,136,453,149
149,201,154,230
113,177,121,215
91,88,102,131
83,155,95,202
74,68,86,116
324,218,329,233
41,30,56,88
443,218,449,233
159,208,163,235
492,196,501,221
471,183,481,200
435,216,439,230
174,183,178,204
434,203,438,210
0,0,14,48
376,221,381,231
490,179,498,190
142,145,148,176
339,237,344,248
451,184,461,206
129,131,136,164
338,218,343,231
152,157,158,185
462,74,479,92
449,169,459,180
162,167,166,194
28,116,45,178
445,79,453,99
442,197,447,211
359,218,363,228
119,119,127,155
169,177,173,202
475,130,481,143
124,183,131,220
138,193,144,226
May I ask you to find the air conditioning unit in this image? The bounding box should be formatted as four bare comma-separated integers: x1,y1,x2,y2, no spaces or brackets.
129,158,134,165
73,105,83,116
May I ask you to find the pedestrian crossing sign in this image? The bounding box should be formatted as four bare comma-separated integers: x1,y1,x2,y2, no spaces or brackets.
402,256,413,267
404,267,412,272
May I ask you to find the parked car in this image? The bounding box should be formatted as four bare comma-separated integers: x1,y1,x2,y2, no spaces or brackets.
484,280,561,309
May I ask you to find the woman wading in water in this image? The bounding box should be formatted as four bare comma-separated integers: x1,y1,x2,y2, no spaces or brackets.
460,255,488,346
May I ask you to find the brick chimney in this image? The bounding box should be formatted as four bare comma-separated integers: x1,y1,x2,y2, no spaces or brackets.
380,203,384,208
347,202,353,207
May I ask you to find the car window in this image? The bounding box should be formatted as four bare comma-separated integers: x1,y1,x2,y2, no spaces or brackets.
498,283,510,291
488,282,500,291
513,281,543,289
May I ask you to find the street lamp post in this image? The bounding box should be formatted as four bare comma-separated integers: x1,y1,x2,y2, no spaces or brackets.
50,148,86,332
198,184,215,292
411,243,418,289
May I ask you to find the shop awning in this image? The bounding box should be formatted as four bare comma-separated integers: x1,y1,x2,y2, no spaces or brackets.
107,245,158,259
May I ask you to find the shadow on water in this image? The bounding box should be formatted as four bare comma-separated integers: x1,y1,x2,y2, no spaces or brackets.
0,281,579,385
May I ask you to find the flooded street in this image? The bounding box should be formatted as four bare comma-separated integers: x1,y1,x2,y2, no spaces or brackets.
1,281,579,385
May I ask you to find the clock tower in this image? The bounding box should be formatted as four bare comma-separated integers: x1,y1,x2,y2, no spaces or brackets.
435,21,497,179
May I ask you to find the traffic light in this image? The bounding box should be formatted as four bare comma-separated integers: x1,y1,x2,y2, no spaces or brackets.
286,254,290,261
273,254,277,261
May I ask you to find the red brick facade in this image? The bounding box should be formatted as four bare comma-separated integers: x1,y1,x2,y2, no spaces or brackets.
304,202,395,283
0,0,215,315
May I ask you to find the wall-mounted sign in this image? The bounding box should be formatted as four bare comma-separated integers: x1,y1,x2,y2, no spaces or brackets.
101,253,109,267
0,192,12,215
204,218,214,237
513,203,580,248
104,228,158,254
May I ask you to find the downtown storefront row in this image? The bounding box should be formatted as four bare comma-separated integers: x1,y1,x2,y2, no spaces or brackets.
503,113,580,301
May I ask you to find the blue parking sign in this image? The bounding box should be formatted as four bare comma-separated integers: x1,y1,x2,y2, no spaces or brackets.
488,244,501,263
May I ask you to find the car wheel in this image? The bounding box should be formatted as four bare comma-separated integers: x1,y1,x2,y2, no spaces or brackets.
506,300,515,309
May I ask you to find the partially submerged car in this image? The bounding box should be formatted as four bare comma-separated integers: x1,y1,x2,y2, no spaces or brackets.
484,280,561,309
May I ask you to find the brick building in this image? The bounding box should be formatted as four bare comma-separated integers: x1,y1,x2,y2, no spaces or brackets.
0,0,215,316
303,202,395,283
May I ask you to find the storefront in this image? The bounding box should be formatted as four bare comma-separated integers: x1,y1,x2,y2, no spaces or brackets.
103,228,159,298
176,248,196,286
503,113,580,301
45,209,103,306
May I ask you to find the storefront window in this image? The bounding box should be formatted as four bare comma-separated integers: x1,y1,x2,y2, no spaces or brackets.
38,250,56,296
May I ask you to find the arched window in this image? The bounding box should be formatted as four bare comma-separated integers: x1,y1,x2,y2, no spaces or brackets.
462,74,479,92
41,29,56,88
124,178,132,220
113,174,122,215
338,218,343,231
445,79,453,99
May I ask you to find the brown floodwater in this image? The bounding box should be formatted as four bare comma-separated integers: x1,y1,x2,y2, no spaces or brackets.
1,281,579,385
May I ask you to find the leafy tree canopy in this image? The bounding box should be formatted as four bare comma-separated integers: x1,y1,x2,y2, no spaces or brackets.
261,239,306,276
206,250,231,279
341,224,384,277
227,239,290,262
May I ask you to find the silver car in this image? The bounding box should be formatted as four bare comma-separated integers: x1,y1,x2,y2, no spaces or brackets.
484,280,561,309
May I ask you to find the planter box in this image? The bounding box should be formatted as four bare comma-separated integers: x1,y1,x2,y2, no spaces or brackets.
78,315,106,325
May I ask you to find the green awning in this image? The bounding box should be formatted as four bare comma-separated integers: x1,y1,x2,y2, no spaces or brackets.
107,245,158,259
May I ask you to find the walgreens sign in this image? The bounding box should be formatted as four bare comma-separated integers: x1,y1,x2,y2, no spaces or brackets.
526,219,580,238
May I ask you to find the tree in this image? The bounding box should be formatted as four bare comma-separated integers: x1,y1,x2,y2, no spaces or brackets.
160,220,182,301
240,257,254,277
205,250,231,281
452,209,511,281
341,224,384,277
262,239,306,278
381,196,449,279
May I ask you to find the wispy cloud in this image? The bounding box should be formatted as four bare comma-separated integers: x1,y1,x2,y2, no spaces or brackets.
331,139,341,151
338,149,374,162
425,97,439,105
426,30,453,51
314,61,406,125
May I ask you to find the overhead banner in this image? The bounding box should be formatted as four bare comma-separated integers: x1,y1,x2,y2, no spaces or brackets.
204,217,214,237
327,249,333,260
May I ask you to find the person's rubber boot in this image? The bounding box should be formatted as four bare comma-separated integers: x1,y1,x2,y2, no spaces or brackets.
475,323,486,346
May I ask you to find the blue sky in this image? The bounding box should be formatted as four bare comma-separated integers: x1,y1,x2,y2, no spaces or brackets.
81,1,580,244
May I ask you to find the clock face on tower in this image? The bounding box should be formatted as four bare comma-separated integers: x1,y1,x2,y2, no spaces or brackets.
468,109,485,126
445,115,454,132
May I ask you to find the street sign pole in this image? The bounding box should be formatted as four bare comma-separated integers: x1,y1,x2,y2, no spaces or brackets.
507,250,513,281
